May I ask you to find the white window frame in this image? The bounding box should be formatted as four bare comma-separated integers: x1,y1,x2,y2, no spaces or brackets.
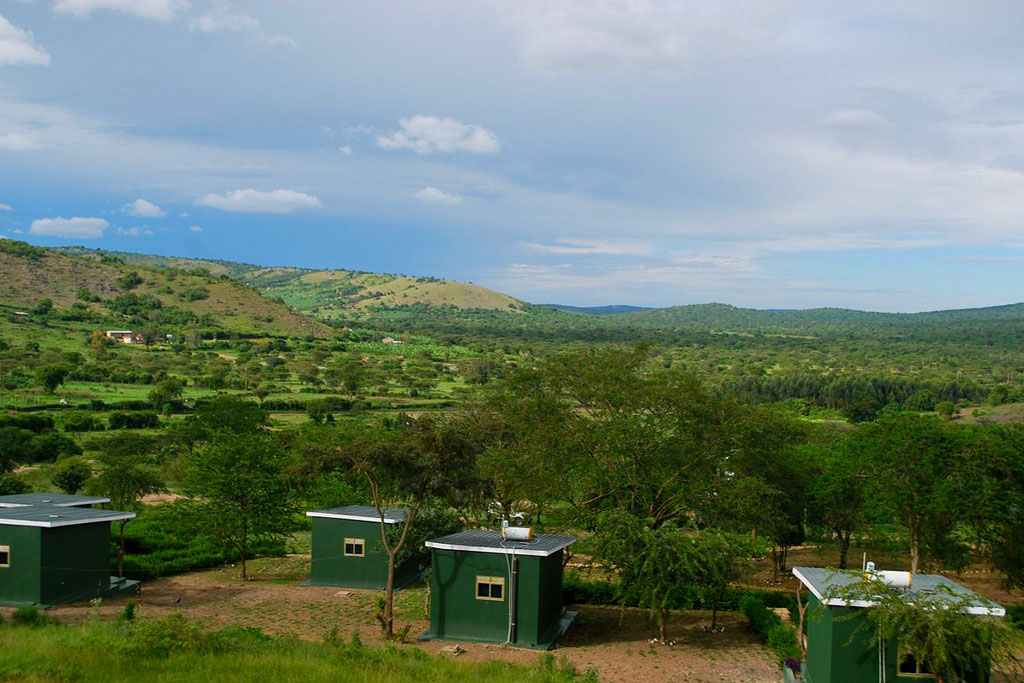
343,538,365,558
475,575,505,602
0,545,9,569
897,652,934,678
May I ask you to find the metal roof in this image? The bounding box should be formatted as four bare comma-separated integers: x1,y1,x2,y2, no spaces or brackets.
0,493,110,509
792,566,1005,617
306,505,409,524
425,529,576,557
0,505,135,528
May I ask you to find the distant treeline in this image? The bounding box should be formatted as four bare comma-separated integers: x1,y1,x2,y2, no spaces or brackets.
721,373,984,411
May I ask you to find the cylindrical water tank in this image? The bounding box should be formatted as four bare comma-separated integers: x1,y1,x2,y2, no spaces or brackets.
502,526,533,542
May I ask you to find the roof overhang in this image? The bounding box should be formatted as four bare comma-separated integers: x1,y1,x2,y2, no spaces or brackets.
0,511,136,528
306,511,402,524
424,537,576,558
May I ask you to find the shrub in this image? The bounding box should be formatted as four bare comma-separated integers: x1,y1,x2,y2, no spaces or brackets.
562,574,795,613
740,595,801,664
122,613,203,657
0,473,32,496
11,605,53,627
108,411,161,430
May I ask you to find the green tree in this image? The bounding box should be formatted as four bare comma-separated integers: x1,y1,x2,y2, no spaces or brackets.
693,531,751,630
148,378,184,411
85,434,167,577
31,298,53,316
36,365,69,394
52,458,92,495
182,433,296,579
594,512,703,643
856,412,963,573
803,435,867,570
936,401,956,420
336,416,483,639
193,396,267,434
0,427,34,472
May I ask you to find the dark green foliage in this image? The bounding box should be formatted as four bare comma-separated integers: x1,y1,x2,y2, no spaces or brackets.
108,411,161,429
62,412,103,432
10,605,54,627
76,286,101,303
181,432,296,579
117,272,144,290
0,414,55,433
52,458,92,494
193,396,267,434
740,596,801,663
36,364,69,393
107,293,162,316
0,473,31,495
179,286,210,302
562,575,794,611
0,239,45,260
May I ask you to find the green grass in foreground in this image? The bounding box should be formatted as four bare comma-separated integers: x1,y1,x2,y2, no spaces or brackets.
0,615,596,683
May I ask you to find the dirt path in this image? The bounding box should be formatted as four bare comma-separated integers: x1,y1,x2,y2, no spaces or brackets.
8,556,779,683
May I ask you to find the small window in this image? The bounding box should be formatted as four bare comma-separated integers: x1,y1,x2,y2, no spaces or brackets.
475,575,505,601
0,545,9,568
898,653,933,677
344,538,365,557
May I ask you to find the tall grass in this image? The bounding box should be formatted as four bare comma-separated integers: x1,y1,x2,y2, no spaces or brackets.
0,615,595,683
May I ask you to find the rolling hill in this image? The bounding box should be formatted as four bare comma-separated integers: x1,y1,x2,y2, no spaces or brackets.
58,247,524,317
0,241,331,338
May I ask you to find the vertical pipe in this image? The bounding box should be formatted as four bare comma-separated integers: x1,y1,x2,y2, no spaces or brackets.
509,556,519,644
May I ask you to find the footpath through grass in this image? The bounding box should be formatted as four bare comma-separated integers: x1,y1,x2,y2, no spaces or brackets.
0,613,596,683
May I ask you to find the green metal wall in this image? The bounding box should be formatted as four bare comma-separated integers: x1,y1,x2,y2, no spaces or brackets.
308,518,420,590
804,594,990,683
40,524,111,606
0,525,42,605
428,549,565,648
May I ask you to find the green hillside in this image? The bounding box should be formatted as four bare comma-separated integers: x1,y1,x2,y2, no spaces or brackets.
58,247,524,316
0,241,331,339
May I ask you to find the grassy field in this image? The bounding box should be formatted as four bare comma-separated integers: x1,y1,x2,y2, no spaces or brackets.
0,619,590,683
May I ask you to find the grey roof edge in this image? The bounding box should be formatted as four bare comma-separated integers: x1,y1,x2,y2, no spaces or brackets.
792,566,1006,617
425,535,577,558
306,511,402,524
0,494,111,508
0,511,136,528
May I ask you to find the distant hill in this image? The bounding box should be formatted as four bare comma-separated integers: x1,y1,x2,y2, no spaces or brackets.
2,241,330,338
539,304,653,315
59,247,525,316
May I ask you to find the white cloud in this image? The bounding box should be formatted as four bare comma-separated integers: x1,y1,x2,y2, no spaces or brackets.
0,131,40,150
189,224,202,232
122,197,166,217
822,108,892,130
521,238,652,255
196,188,323,213
339,145,352,156
30,216,108,238
415,186,462,205
510,0,793,74
0,204,11,211
117,226,153,236
189,1,294,47
0,14,51,67
53,0,187,21
377,115,500,154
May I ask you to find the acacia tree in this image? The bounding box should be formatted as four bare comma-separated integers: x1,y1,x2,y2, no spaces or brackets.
183,433,296,579
85,433,166,577
595,512,703,643
693,531,751,630
803,437,868,570
339,415,483,639
856,411,963,573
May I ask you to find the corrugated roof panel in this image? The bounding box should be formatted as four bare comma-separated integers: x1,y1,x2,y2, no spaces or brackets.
425,529,576,557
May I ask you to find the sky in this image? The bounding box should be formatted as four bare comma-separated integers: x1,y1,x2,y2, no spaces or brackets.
2,1,1024,312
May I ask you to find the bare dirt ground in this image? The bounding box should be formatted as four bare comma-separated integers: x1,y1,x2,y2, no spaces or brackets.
2,555,779,683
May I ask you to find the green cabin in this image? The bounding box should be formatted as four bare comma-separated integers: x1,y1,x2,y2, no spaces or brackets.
305,505,423,590
791,566,1004,683
0,493,139,607
420,529,577,650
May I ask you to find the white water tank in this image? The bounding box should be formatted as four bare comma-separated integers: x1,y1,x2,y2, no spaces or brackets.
502,526,533,542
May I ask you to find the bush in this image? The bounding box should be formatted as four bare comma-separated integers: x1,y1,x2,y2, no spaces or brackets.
11,605,53,627
562,574,795,613
109,411,161,430
1008,605,1024,630
122,613,203,657
740,595,801,663
63,412,104,432
0,473,31,495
